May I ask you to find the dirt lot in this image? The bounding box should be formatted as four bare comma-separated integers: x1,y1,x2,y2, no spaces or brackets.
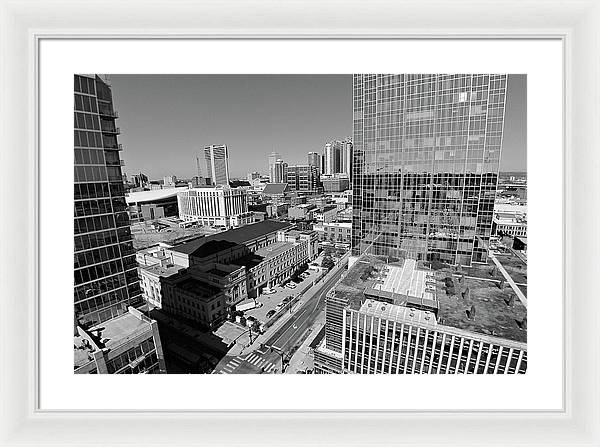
132,221,218,249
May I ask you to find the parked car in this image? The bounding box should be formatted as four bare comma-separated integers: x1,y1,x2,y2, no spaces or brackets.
262,288,276,295
266,309,276,318
286,283,297,289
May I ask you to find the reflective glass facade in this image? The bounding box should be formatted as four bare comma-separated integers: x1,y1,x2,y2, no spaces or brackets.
74,75,142,326
352,74,507,265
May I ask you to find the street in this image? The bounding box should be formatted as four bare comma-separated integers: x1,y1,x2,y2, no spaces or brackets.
211,259,347,374
264,262,345,352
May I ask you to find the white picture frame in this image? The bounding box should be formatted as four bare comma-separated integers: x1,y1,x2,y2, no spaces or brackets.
1,0,598,445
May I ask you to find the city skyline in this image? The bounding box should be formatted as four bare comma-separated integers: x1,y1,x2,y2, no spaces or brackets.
74,73,528,375
110,75,526,179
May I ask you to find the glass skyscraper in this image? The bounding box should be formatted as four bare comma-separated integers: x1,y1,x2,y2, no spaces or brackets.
351,74,508,265
74,75,142,326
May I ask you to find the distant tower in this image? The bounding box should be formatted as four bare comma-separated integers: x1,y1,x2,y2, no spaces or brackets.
204,144,230,186
323,140,343,175
268,152,282,183
307,152,321,172
196,155,202,180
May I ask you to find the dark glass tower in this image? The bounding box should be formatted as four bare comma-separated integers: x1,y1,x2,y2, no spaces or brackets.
351,74,508,265
74,75,141,326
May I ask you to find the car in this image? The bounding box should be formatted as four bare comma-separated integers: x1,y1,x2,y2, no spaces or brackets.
262,288,276,295
266,310,276,318
286,283,297,289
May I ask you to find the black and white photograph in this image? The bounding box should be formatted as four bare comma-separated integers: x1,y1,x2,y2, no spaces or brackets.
73,74,527,375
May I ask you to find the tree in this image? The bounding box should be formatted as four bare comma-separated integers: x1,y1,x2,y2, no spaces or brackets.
322,255,335,271
251,320,261,334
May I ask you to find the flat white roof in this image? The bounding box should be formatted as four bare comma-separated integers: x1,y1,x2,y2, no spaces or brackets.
372,260,435,301
359,299,437,327
126,188,186,204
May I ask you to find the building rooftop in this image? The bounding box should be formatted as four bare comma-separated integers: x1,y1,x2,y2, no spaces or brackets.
322,205,338,212
229,180,251,188
140,263,183,277
233,253,264,270
170,220,293,255
255,241,295,259
359,299,437,327
189,239,241,259
87,310,154,350
323,221,352,228
175,277,222,298
125,187,186,204
262,183,288,195
73,334,95,368
331,255,527,344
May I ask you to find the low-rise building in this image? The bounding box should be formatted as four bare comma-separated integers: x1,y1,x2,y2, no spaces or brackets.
314,205,338,223
290,195,307,206
321,174,350,192
140,221,314,324
261,183,289,204
136,242,177,267
242,229,318,292
313,221,352,245
192,263,249,308
126,188,183,223
288,204,317,221
327,190,352,207
139,263,183,309
74,306,166,374
492,213,527,237
161,270,227,330
177,186,250,229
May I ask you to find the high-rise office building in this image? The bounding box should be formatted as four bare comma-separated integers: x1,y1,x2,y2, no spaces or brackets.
307,152,321,172
204,144,230,186
323,140,343,175
74,75,166,374
271,158,288,183
268,151,282,183
351,74,508,265
341,138,353,179
74,75,142,325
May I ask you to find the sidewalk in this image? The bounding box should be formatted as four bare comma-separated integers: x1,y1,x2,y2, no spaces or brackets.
285,311,326,374
237,252,349,356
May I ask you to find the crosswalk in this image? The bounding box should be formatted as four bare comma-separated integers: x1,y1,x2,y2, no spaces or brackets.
214,352,278,374
243,352,278,373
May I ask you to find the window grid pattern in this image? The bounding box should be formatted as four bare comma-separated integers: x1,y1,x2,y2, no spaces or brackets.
342,308,526,374
351,74,507,265
74,75,141,326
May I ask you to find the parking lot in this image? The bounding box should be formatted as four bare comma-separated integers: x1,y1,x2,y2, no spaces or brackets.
243,267,323,324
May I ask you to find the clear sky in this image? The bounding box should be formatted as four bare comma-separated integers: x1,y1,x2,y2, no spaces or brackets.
111,74,526,180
